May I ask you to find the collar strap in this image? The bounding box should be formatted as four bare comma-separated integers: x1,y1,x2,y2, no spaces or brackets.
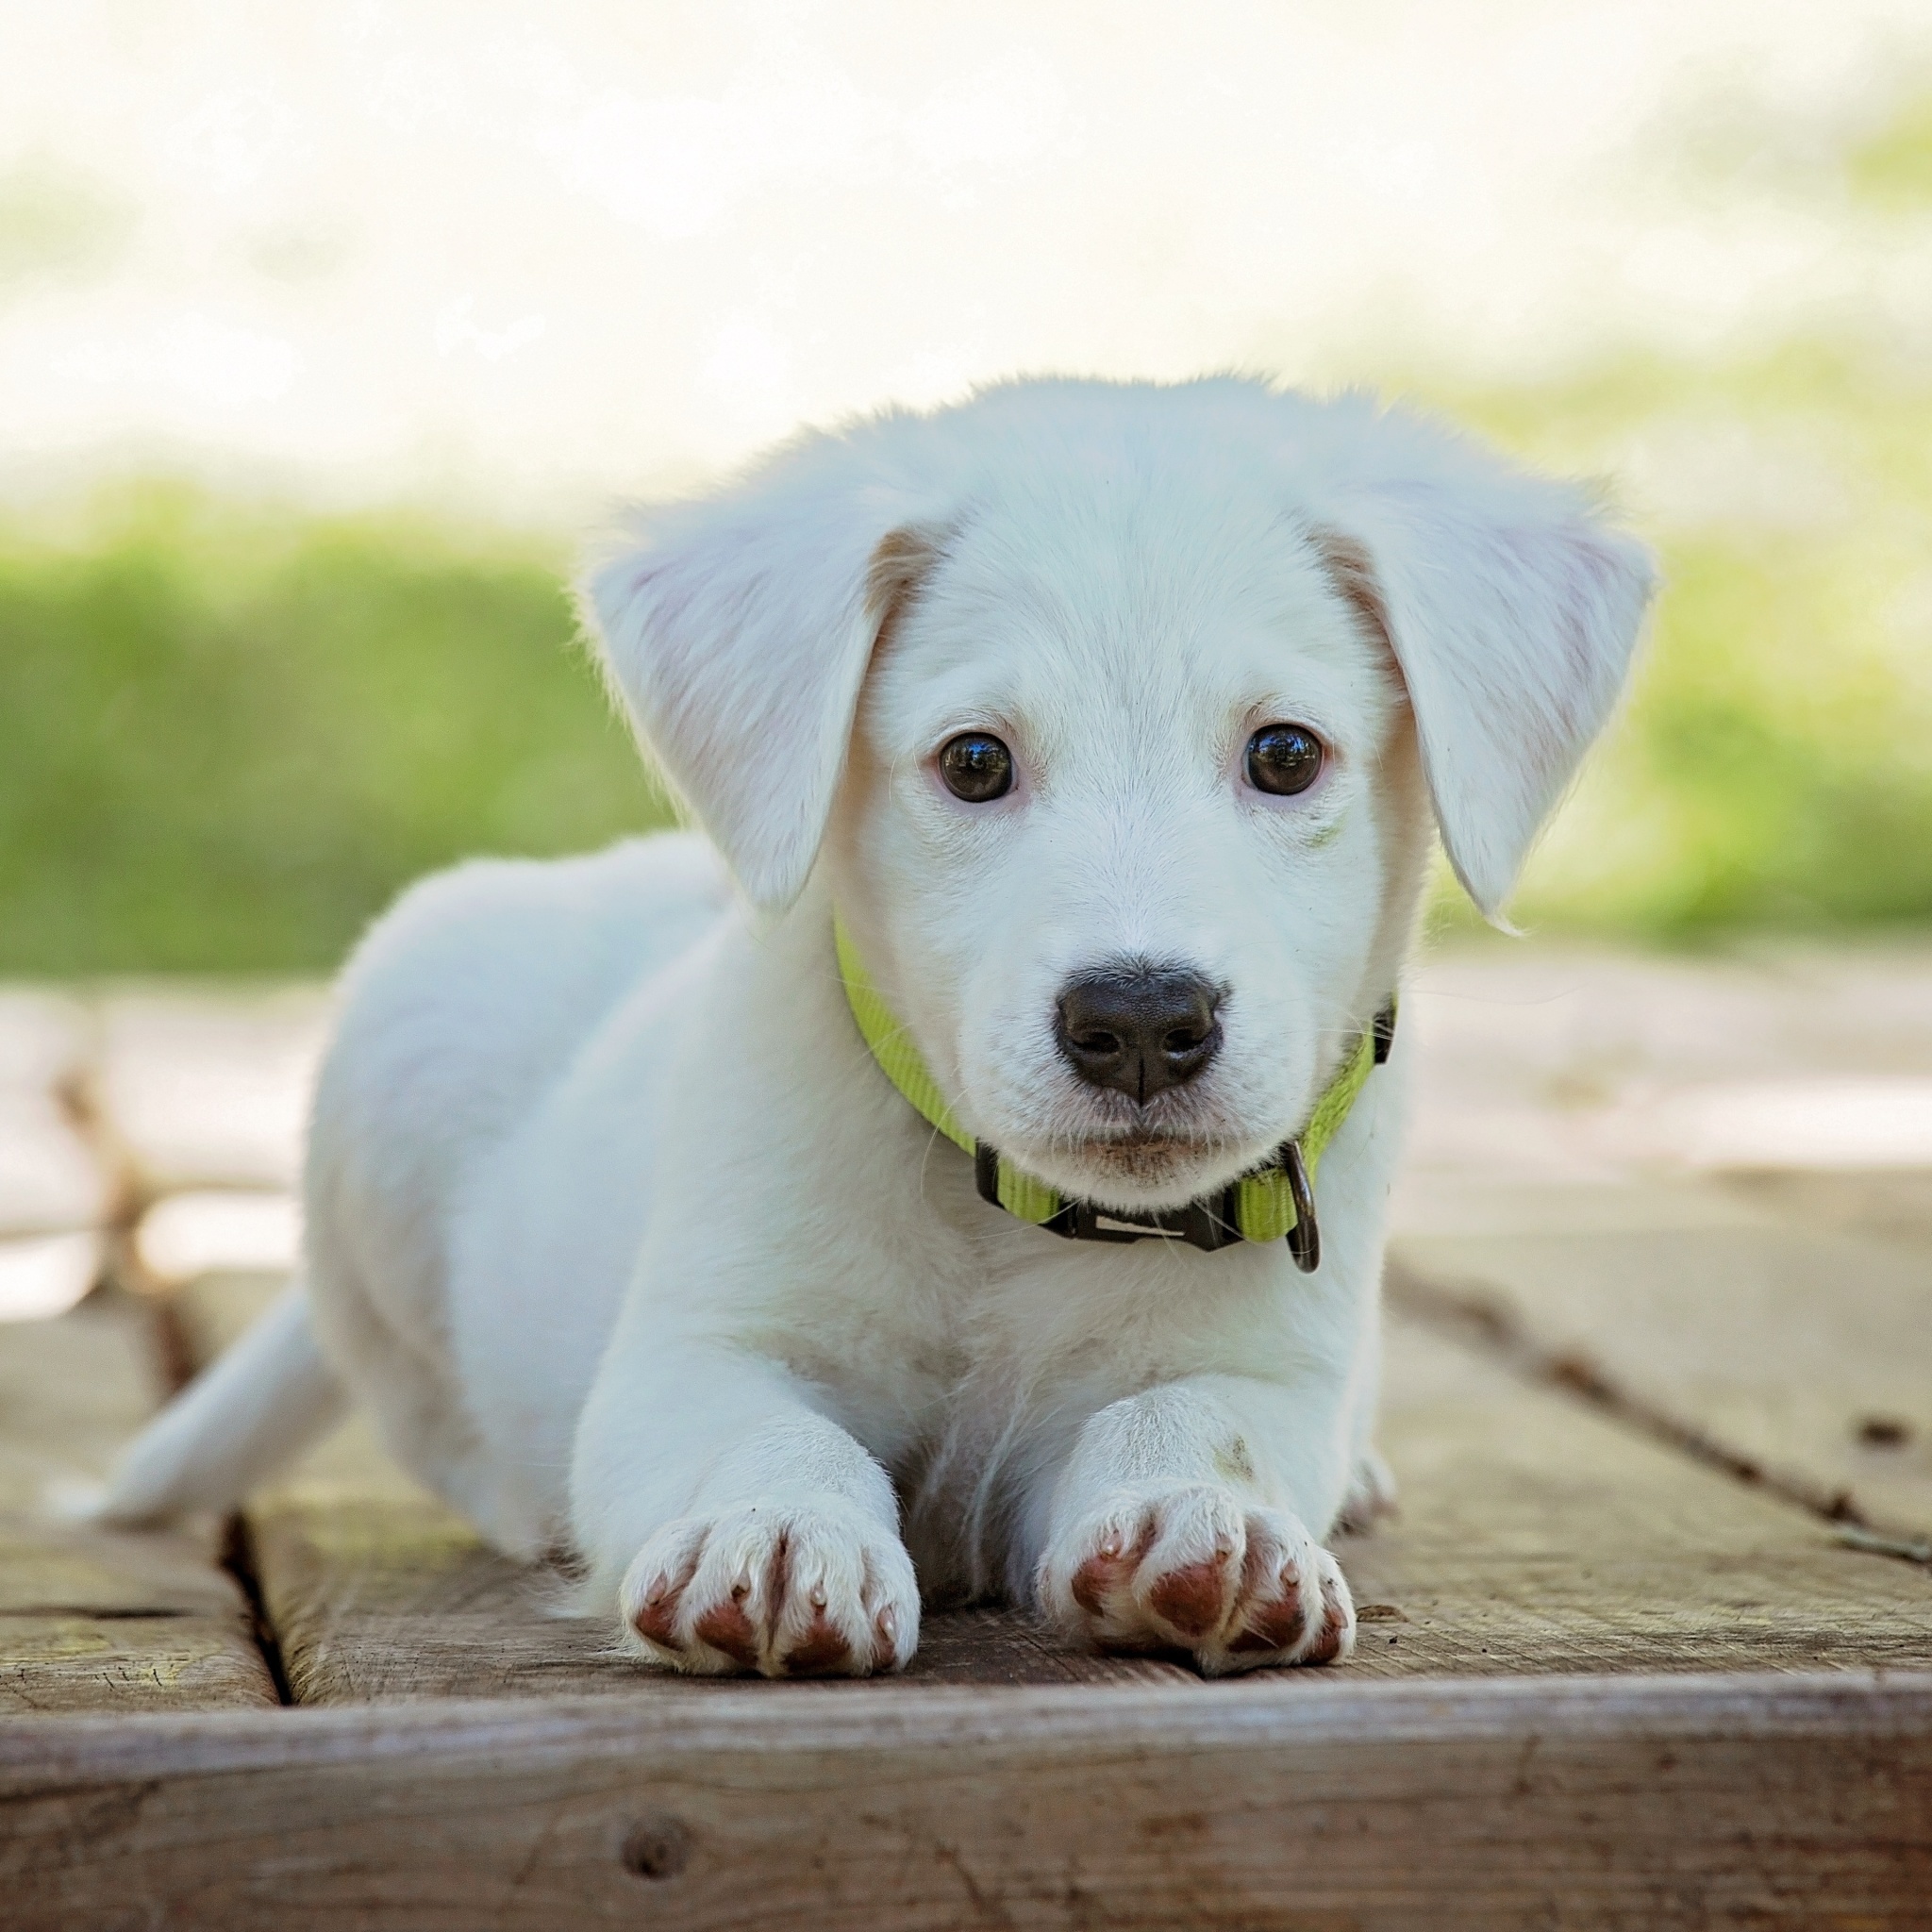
834,919,1393,1269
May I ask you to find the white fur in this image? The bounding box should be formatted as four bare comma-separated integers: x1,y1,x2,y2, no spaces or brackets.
101,377,1652,1677
96,1279,344,1521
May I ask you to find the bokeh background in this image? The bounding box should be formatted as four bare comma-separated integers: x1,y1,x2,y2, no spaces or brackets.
5,0,1932,972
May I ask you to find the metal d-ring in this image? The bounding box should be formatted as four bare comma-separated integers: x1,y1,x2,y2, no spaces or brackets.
1282,1141,1320,1274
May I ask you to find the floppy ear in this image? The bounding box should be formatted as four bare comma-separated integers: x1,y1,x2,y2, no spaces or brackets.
581,432,941,908
1315,417,1656,921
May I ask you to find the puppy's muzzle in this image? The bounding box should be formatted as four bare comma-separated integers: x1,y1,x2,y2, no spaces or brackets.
1055,964,1223,1105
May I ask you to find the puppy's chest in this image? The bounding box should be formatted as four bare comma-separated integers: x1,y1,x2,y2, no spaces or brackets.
762,1232,1290,1457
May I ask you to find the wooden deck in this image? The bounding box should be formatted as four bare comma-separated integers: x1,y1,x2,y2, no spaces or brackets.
2,941,1929,1927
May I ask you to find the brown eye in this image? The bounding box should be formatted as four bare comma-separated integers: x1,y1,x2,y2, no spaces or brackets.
938,732,1014,803
1244,724,1325,796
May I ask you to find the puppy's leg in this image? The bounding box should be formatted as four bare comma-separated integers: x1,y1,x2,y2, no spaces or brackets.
1335,1311,1397,1533
574,1345,917,1679
1336,1447,1399,1533
1034,1374,1355,1674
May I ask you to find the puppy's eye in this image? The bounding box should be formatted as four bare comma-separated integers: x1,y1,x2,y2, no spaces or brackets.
938,732,1014,803
1244,724,1325,797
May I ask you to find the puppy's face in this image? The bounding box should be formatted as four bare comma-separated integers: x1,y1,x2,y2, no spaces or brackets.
830,483,1426,1211
591,381,1653,1212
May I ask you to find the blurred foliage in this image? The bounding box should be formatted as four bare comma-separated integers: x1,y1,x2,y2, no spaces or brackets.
0,158,136,288
1846,90,1932,209
7,79,1932,971
7,335,1932,972
1415,75,1932,943
1428,337,1932,941
0,490,667,973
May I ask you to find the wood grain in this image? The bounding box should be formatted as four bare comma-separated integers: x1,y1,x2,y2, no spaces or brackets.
1719,1166,1932,1249
246,1457,1196,1700
1392,1198,1932,1542
24,1136,1920,1922
2,1670,1927,1930
187,1270,1932,1702
183,1274,1192,1699
0,1297,276,1713
1342,1315,1932,1676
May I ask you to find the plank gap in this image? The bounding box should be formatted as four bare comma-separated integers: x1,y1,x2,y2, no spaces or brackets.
0,1294,281,1712
1387,1254,1874,1532
135,1284,297,1707
218,1514,293,1707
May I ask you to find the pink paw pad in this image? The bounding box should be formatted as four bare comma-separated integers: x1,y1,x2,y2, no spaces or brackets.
1146,1557,1233,1641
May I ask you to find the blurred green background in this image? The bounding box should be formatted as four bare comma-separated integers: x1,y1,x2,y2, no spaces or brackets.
5,81,1930,975
5,347,1931,974
0,496,666,974
1446,338,1932,940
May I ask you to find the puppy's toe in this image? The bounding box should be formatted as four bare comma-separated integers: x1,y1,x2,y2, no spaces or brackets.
1302,1562,1357,1665
621,1520,710,1666
1210,1532,1353,1673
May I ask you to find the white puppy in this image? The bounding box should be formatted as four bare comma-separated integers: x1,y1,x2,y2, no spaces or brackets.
103,377,1651,1677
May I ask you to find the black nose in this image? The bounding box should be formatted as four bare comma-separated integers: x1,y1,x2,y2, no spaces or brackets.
1055,964,1224,1104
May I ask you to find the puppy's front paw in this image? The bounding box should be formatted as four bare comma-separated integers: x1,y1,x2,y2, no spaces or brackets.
619,1499,918,1677
1040,1484,1353,1675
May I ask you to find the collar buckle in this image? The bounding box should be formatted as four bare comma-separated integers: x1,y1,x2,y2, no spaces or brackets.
1047,1191,1246,1252
1280,1140,1320,1274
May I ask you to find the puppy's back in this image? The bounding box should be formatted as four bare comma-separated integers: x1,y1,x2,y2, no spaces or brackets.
307,833,730,1295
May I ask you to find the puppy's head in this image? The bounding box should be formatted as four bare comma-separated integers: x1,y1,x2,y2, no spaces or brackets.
586,380,1652,1211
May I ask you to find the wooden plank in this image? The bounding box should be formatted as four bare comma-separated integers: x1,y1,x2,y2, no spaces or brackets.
1,1670,1928,1930
1391,1192,1932,1543
247,1417,1194,1696
0,1295,277,1713
254,1469,1194,1697
181,1274,1191,1698
1719,1166,1932,1250
1341,1313,1932,1675
187,1271,1932,1697
1391,938,1932,1542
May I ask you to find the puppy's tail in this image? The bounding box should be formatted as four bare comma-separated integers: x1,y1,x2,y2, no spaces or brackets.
95,1278,347,1524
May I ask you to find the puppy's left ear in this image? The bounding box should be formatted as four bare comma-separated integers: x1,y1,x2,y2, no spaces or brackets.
1317,410,1657,921
582,432,939,908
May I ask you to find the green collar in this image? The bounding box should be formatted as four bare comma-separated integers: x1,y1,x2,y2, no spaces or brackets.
834,919,1392,1269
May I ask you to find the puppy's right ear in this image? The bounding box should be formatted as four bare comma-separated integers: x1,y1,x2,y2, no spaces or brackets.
582,433,938,909
1311,405,1656,923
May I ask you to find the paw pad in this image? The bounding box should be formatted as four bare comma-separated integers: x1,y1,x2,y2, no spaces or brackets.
1147,1557,1232,1641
